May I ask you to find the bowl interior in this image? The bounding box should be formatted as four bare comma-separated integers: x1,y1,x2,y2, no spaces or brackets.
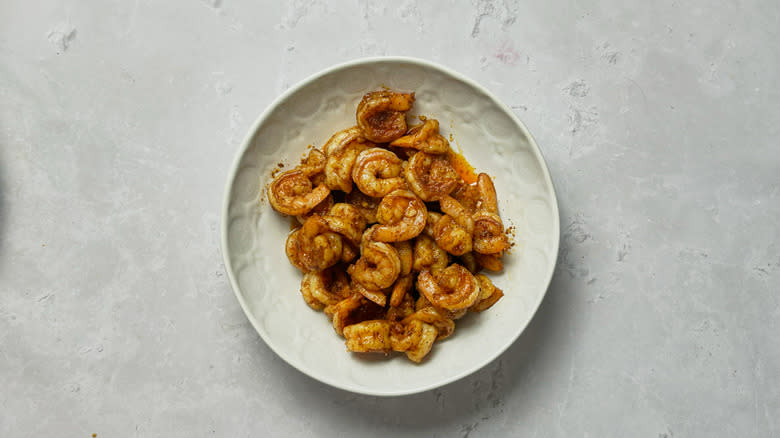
222,58,559,396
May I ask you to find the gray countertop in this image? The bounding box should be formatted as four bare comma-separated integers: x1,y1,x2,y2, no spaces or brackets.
1,1,778,436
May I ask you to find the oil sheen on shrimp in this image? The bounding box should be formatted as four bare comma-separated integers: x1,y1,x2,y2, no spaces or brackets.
356,90,415,143
369,189,427,242
389,118,450,154
351,148,407,198
416,264,481,311
323,203,367,244
404,151,459,201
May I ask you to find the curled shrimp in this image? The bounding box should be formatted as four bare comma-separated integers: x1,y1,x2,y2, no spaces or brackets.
394,241,413,276
268,170,330,216
323,203,367,244
344,189,381,223
404,151,459,201
416,264,481,311
472,173,509,254
389,118,449,154
322,127,371,193
450,180,481,214
344,320,392,353
402,307,455,340
285,216,343,272
352,148,407,198
300,267,352,309
356,90,415,143
471,274,504,312
369,190,427,242
413,290,467,320
348,237,401,290
412,234,450,273
390,319,438,363
434,196,474,256
324,294,385,336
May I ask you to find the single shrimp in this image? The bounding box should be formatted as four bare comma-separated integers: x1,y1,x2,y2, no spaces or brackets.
351,148,407,197
356,90,415,143
404,151,459,201
416,264,481,311
268,169,330,216
300,267,352,308
472,173,509,254
450,180,481,214
369,190,427,242
423,212,442,238
412,234,450,273
389,118,449,154
341,240,358,263
434,195,474,256
285,216,343,272
394,241,413,276
344,189,382,224
323,203,367,244
322,127,371,193
344,320,392,353
390,319,438,363
324,294,384,336
347,237,401,290
470,274,504,312
413,289,467,320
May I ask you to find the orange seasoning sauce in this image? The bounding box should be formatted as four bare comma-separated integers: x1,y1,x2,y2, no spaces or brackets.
446,147,478,184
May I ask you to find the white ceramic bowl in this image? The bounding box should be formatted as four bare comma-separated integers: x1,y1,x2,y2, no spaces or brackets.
221,57,559,396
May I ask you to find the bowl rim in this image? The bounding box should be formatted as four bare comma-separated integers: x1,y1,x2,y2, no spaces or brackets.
220,56,560,396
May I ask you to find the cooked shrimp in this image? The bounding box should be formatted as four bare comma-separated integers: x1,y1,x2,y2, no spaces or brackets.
389,118,449,154
471,274,504,312
370,190,427,242
295,193,333,224
344,189,381,224
394,241,413,276
404,151,459,201
458,252,479,274
389,274,413,307
412,234,450,274
474,252,503,272
299,148,327,175
348,238,401,290
268,169,331,216
352,148,407,197
404,321,437,363
323,203,367,244
416,264,481,311
301,268,352,308
323,127,371,193
341,240,358,263
356,90,415,143
412,292,466,320
352,280,388,307
324,294,385,336
402,307,455,340
472,173,509,254
450,180,481,214
344,320,392,353
434,196,474,256
285,216,343,272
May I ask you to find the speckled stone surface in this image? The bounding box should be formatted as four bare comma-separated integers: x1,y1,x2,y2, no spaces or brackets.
1,1,778,436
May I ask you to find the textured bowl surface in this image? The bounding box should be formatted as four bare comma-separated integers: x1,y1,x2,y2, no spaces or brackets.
221,57,560,396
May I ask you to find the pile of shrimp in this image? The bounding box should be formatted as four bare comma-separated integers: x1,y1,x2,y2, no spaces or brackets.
266,89,509,363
